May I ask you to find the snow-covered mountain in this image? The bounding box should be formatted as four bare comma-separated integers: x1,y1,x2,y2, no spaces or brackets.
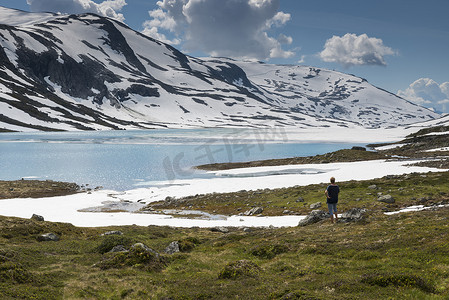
0,7,439,131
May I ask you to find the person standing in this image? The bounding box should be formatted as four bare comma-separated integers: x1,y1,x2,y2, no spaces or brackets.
325,177,340,223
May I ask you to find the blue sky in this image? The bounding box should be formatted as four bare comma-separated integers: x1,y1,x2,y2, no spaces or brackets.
1,0,448,112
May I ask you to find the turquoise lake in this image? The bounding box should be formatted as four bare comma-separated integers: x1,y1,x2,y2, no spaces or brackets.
0,129,363,191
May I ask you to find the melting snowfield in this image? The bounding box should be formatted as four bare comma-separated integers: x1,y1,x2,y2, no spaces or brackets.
0,159,444,227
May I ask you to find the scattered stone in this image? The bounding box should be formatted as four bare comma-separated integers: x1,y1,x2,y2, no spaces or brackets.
101,231,123,236
31,214,44,221
37,233,60,242
131,243,159,258
296,196,304,202
351,146,366,151
283,210,292,214
368,185,377,189
341,208,368,222
298,210,329,226
243,227,252,233
244,207,263,216
310,202,322,209
109,245,128,253
164,241,180,254
378,194,395,204
210,227,229,233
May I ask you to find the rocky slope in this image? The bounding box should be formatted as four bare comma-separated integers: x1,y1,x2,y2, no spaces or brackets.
0,7,439,131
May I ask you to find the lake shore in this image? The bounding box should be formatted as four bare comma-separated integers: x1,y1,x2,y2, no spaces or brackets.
1,128,449,298
1,126,448,226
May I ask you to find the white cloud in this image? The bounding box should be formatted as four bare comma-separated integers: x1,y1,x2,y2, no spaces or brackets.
398,78,449,113
319,33,395,67
142,0,294,60
269,11,291,27
26,0,127,22
277,34,292,45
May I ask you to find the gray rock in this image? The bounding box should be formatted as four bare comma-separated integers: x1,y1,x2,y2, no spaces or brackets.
243,227,252,233
101,230,123,236
210,227,229,233
296,196,305,202
341,208,367,222
109,245,128,253
298,210,329,226
378,194,395,203
244,207,263,216
37,233,60,242
310,202,322,209
164,241,180,254
31,214,44,221
131,243,160,257
368,185,377,189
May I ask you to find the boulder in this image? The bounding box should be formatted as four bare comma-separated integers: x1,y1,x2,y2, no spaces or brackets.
31,214,44,221
378,194,395,204
37,233,60,242
210,227,229,233
244,207,263,216
164,241,180,254
340,208,367,222
131,243,159,258
368,185,377,190
109,245,128,253
298,210,329,226
310,202,322,209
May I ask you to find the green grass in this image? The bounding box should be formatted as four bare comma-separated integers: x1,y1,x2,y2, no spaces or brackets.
146,171,449,216
1,171,449,299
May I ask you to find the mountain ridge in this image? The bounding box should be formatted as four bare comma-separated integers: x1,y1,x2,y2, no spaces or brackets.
0,6,439,131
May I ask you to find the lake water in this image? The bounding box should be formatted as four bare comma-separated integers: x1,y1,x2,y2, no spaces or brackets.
0,128,363,191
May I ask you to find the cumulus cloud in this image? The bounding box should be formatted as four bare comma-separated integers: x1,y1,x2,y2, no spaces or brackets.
398,78,449,113
26,0,127,22
142,0,294,60
319,33,395,67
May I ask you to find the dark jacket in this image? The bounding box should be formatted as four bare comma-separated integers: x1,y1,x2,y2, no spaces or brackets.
326,184,340,204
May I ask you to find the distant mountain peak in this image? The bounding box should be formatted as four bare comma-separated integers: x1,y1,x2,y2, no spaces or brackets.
0,7,439,131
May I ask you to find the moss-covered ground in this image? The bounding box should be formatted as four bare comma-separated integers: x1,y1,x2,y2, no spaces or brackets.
0,180,79,200
0,171,449,299
1,204,449,299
